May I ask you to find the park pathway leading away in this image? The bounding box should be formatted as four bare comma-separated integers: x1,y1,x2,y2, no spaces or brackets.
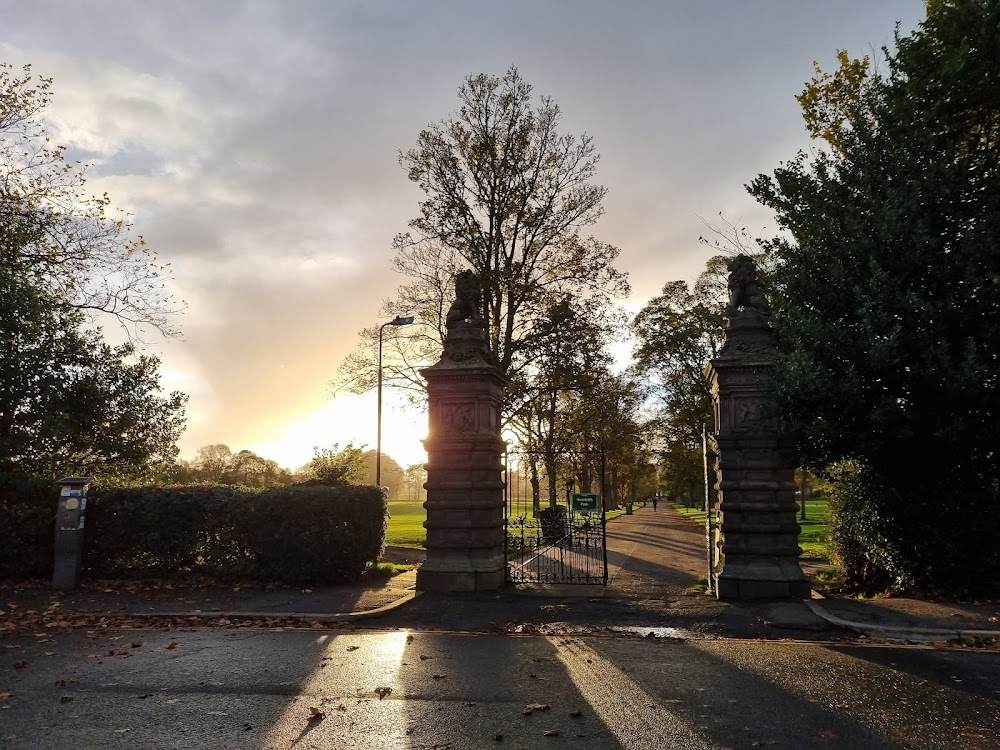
604,504,711,598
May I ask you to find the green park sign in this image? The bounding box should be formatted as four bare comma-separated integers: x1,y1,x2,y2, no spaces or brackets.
571,493,599,512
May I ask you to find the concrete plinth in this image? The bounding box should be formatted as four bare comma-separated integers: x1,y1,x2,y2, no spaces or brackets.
416,317,507,593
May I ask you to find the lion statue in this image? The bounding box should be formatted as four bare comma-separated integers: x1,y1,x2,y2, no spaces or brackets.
726,254,771,314
445,269,483,326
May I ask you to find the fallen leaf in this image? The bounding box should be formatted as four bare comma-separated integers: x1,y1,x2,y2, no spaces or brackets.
569,709,583,717
523,703,550,715
54,679,75,687
419,654,431,660
432,674,447,679
164,642,178,650
493,733,504,741
131,642,142,649
60,696,73,703
406,634,415,643
136,694,150,699
12,661,27,670
543,729,560,736
44,652,56,657
375,686,392,700
346,645,360,652
309,706,327,720
0,691,12,700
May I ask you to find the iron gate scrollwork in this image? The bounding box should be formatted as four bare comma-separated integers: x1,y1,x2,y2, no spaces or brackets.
503,451,607,585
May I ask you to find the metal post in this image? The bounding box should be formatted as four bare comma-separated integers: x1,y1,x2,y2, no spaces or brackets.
800,470,808,520
600,441,609,585
376,315,414,489
703,424,714,595
377,325,385,488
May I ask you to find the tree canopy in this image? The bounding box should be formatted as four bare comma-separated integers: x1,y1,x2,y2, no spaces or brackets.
1,63,186,481
336,67,628,404
749,0,1000,593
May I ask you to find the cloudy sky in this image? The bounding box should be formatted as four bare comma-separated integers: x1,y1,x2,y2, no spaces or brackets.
2,0,926,470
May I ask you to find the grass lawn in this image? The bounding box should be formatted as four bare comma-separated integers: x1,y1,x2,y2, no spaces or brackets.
386,501,633,549
671,497,832,563
386,501,427,549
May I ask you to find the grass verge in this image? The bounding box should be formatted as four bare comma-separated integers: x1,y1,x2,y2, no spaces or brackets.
670,497,832,564
386,501,427,549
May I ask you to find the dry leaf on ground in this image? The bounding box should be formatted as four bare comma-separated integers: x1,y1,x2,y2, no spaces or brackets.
308,706,327,720
523,703,550,715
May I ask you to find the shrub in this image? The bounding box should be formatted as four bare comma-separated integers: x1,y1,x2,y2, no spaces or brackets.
0,472,56,578
826,459,1000,597
83,483,387,583
826,461,906,594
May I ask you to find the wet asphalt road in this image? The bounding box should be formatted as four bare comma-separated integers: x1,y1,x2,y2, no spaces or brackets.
2,627,998,750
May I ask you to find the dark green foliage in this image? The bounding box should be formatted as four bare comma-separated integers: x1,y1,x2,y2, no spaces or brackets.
84,484,386,583
228,485,387,582
750,0,1000,594
0,472,56,578
0,480,387,583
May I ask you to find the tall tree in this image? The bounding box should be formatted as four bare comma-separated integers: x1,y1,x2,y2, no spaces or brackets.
335,67,628,400
631,262,726,502
1,63,187,481
749,0,1000,593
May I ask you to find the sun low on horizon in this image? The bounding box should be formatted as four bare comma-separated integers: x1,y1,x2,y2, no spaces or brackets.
214,390,429,472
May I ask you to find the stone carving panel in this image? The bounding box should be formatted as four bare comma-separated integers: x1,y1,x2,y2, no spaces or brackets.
441,403,476,434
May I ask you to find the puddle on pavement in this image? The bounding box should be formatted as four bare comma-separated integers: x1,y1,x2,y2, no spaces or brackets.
608,626,688,640
507,623,688,640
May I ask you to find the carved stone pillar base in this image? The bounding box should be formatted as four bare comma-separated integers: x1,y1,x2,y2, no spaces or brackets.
715,562,813,600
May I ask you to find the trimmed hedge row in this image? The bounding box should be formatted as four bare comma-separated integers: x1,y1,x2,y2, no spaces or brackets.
0,473,57,579
0,478,387,584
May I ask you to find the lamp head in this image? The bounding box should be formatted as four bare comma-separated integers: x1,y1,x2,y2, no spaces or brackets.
391,315,415,325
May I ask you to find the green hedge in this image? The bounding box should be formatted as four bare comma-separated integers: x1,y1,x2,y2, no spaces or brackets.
0,478,388,584
0,473,57,579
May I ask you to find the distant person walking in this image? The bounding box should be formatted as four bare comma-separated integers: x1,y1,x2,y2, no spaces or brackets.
652,495,658,511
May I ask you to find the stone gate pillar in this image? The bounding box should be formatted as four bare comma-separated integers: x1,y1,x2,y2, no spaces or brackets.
416,272,507,592
704,255,810,600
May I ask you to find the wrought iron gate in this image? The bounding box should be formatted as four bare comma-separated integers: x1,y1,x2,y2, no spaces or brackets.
504,453,608,585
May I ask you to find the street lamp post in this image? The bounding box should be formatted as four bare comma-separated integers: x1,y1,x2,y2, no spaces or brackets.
377,315,415,489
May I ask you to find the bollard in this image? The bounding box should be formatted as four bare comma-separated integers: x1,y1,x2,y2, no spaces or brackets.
52,477,93,590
